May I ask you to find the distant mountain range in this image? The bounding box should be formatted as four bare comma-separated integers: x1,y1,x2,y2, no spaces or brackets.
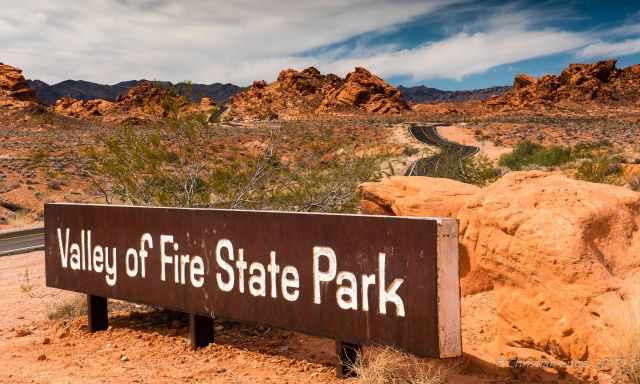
26,79,510,106
397,85,510,104
26,79,244,105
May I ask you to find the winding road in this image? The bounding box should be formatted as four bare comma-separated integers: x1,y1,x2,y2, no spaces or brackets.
404,123,480,176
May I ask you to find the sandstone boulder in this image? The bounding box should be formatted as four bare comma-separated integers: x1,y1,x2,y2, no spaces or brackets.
0,63,38,109
360,176,479,217
53,81,214,123
360,171,640,370
319,67,409,114
226,66,409,120
225,67,329,120
512,74,536,91
54,96,115,118
487,59,640,110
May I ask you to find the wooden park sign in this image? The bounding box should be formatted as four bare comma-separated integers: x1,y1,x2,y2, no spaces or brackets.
44,203,461,374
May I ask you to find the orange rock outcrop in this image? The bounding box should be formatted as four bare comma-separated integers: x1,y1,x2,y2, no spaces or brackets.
487,59,640,109
360,172,640,373
226,66,409,120
0,63,38,109
54,81,216,123
318,67,409,114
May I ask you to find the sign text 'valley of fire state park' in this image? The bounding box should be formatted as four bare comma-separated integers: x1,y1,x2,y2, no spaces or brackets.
44,203,462,358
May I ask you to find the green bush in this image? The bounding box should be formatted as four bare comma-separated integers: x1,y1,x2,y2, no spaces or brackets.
498,140,573,170
421,145,499,186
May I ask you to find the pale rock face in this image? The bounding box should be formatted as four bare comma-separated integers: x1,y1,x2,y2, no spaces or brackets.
359,176,480,217
359,171,640,368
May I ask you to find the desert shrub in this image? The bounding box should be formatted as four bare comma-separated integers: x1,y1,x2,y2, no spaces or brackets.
572,141,613,159
87,116,390,213
86,112,212,207
48,296,87,320
351,347,456,384
419,145,499,186
498,140,573,170
575,155,624,184
460,154,500,186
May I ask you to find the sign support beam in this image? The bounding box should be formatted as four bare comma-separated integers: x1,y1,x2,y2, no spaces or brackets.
189,314,214,349
87,295,108,332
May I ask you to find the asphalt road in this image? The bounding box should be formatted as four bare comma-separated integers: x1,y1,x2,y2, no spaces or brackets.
405,123,480,176
0,227,44,256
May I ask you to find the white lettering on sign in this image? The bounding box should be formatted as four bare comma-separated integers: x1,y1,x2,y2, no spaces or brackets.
54,228,406,318
215,239,235,292
160,234,205,285
56,228,117,286
215,239,301,301
312,246,405,317
281,265,300,302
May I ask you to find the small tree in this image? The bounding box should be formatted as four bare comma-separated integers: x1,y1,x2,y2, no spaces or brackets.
86,104,212,207
87,115,390,213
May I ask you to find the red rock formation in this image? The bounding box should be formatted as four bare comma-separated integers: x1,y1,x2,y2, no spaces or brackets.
319,67,409,114
54,96,115,118
0,63,38,109
54,81,216,123
226,66,409,120
487,59,640,109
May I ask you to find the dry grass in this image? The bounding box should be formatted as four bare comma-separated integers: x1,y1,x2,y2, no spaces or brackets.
47,296,87,320
19,268,33,293
612,296,640,383
350,347,458,384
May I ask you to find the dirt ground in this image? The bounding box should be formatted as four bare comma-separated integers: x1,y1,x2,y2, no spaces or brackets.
0,251,343,384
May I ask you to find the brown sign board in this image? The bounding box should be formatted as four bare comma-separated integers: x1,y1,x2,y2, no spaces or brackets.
44,203,461,358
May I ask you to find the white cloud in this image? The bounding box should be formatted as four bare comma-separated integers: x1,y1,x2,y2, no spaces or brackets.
308,8,591,82
315,28,589,82
0,0,598,86
0,0,457,84
578,11,640,59
579,38,640,58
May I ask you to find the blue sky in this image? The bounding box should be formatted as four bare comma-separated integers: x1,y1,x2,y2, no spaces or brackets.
378,1,640,89
2,1,640,89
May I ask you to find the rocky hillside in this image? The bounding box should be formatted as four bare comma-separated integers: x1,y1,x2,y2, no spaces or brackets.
0,63,38,109
226,66,410,120
487,59,640,109
398,85,510,104
54,81,216,124
28,79,242,105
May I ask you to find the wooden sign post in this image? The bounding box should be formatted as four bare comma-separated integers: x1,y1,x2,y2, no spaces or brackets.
44,203,461,376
